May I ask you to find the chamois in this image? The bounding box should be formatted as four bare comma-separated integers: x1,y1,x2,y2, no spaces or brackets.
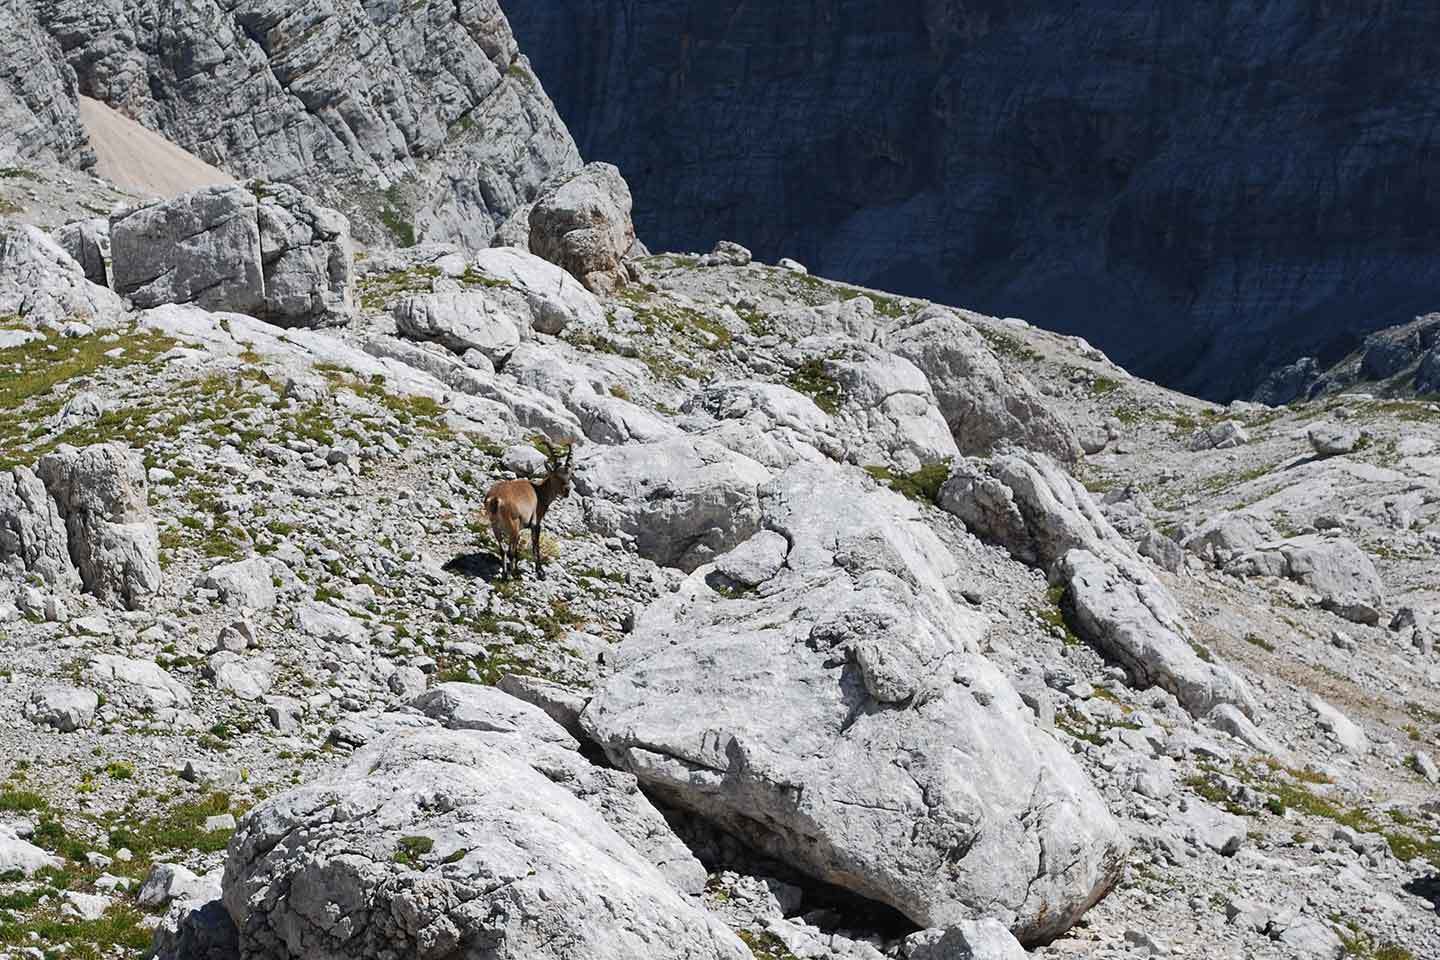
484,443,574,580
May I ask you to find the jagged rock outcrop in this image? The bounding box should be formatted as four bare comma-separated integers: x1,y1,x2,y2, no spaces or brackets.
223,702,746,959
0,465,78,594
32,0,585,251
509,1,1440,400
526,161,636,294
53,218,108,286
0,221,127,328
792,337,958,473
583,462,1128,946
0,0,91,168
36,443,160,610
939,451,1256,719
889,306,1081,463
111,182,353,327
682,380,843,468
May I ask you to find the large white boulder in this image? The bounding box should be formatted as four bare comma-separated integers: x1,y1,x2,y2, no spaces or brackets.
223,716,739,959
111,182,354,327
576,437,772,571
796,337,958,473
469,246,605,334
0,222,127,328
583,462,1127,945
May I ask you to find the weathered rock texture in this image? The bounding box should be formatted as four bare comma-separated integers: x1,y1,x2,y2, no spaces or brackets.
940,451,1256,719
0,0,91,167
111,182,353,327
0,222,127,328
583,462,1127,945
224,700,746,960
889,305,1080,462
508,2,1440,399
526,162,635,294
36,443,161,610
31,0,584,250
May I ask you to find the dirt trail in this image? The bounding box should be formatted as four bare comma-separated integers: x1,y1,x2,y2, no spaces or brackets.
79,96,234,198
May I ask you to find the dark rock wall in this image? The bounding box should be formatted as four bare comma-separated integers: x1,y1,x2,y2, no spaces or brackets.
508,1,1440,399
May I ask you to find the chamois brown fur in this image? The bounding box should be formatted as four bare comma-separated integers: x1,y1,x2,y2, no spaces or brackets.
484,444,574,580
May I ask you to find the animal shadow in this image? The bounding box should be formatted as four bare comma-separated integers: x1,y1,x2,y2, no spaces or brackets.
443,551,506,582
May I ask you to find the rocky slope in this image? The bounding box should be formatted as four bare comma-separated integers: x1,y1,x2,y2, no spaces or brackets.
507,0,1440,401
1,159,1439,960
5,0,584,249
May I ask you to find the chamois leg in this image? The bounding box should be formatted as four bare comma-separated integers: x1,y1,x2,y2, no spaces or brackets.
532,524,545,580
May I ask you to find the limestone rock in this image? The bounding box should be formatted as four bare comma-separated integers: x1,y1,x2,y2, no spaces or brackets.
87,654,191,709
0,0,91,168
393,288,525,364
1225,536,1383,624
38,0,582,251
1188,419,1249,451
1307,422,1360,456
583,461,1127,945
683,380,843,467
253,181,354,327
111,183,354,327
205,653,276,702
903,920,1028,960
54,218,110,286
202,558,277,611
528,162,636,294
468,246,605,334
110,185,264,314
223,725,743,959
0,464,78,594
24,684,99,732
0,825,61,877
36,443,161,610
802,337,959,473
0,222,126,328
576,437,772,571
889,306,1081,463
940,451,1256,718
408,682,580,751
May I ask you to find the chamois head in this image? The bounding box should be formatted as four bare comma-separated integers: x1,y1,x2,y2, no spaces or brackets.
538,440,575,501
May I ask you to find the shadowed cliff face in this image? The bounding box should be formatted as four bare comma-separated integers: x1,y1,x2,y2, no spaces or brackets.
507,1,1440,400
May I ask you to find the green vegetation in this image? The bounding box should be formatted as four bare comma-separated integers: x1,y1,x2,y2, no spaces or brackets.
0,325,176,469
1332,914,1415,960
1037,584,1083,646
379,184,415,247
786,359,843,414
1242,633,1276,652
0,789,47,812
393,835,434,866
735,930,801,960
977,326,1042,363
863,460,951,504
356,265,441,310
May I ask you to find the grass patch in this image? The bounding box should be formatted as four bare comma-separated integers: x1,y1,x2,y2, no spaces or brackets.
1243,633,1276,653
786,359,843,414
863,460,951,504
735,930,801,960
392,835,434,866
0,789,47,812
